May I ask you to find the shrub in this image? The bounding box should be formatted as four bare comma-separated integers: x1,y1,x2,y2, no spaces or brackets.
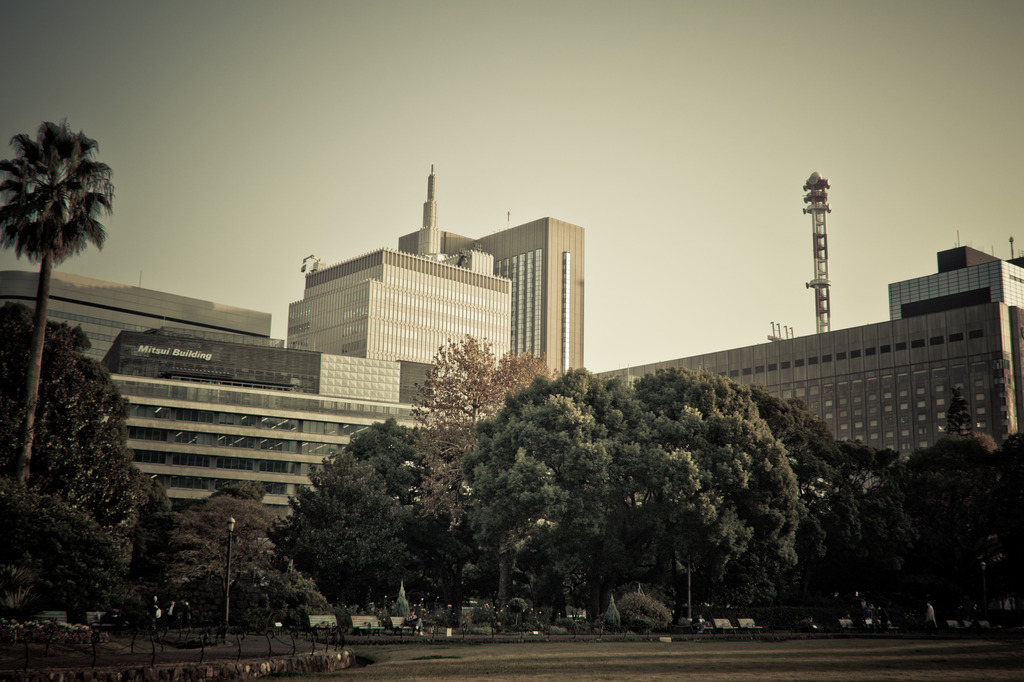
604,595,621,629
617,592,671,630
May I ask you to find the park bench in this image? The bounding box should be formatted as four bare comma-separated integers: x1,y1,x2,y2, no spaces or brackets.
389,615,417,634
712,618,737,634
33,611,68,623
837,618,856,631
350,615,384,635
308,614,338,630
945,619,961,630
737,618,763,632
85,611,106,627
976,620,993,629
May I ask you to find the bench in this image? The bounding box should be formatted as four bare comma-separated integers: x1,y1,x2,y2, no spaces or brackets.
308,614,338,630
712,618,737,633
350,615,384,635
33,611,68,623
945,619,960,630
737,618,763,632
85,611,106,627
389,615,417,634
838,618,856,631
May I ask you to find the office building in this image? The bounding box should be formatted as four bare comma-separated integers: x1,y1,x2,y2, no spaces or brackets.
105,327,421,511
396,168,585,372
290,167,584,372
0,270,271,360
287,247,511,364
601,247,1023,453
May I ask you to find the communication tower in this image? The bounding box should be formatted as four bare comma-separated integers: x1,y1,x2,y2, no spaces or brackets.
803,172,831,334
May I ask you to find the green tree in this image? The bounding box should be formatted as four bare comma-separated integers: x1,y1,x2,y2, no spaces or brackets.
946,387,972,435
166,487,273,588
0,479,130,616
0,121,113,486
270,450,405,605
0,303,146,537
905,435,1004,607
635,368,801,606
469,370,661,617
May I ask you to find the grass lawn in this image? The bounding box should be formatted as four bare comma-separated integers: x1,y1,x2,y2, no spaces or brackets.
292,638,1024,681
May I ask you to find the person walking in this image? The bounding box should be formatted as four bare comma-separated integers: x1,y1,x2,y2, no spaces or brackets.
924,600,937,635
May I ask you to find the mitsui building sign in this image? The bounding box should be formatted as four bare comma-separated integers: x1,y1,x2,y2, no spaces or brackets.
135,345,214,362
106,329,322,393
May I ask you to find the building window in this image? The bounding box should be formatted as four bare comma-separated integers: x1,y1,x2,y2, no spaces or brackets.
930,336,944,346
895,342,907,351
880,344,891,353
948,332,964,342
836,352,847,360
768,363,777,371
822,354,832,362
794,359,804,367
808,356,818,365
968,329,984,339
755,365,764,373
851,349,862,359
781,361,791,369
911,339,925,348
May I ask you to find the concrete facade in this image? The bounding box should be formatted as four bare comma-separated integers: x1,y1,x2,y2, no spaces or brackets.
601,248,1024,454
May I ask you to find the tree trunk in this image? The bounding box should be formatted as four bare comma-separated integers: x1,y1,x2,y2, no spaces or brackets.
15,253,52,486
497,547,513,607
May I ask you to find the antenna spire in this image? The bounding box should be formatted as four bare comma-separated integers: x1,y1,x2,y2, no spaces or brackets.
803,172,832,334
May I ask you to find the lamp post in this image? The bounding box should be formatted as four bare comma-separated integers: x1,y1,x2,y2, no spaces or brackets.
980,561,988,621
224,517,235,636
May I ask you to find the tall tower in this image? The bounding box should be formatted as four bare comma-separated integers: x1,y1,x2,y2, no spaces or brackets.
418,165,441,255
803,172,831,334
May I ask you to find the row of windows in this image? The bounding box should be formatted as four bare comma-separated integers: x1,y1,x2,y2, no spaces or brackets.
130,404,362,436
154,474,289,496
726,330,986,378
133,449,302,474
129,427,298,452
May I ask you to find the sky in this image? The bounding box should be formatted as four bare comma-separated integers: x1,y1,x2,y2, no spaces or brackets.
2,0,1022,373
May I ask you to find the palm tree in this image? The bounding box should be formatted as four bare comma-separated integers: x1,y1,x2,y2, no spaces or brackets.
0,120,113,486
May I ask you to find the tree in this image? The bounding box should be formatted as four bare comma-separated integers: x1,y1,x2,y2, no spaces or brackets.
469,370,666,616
0,303,146,537
0,121,113,486
270,450,405,605
411,336,552,613
634,368,801,606
946,387,972,435
166,487,273,588
0,479,131,616
905,435,1005,608
413,336,552,524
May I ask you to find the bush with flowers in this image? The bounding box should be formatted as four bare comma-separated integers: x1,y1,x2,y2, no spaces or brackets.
0,618,108,644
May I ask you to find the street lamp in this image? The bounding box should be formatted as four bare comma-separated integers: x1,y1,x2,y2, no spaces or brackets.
224,517,235,636
981,560,988,621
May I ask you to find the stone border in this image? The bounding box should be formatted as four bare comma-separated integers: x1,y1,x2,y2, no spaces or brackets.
2,650,355,681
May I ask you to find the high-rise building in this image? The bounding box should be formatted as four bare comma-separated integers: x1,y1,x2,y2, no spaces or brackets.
286,247,511,364
600,247,1024,454
0,270,271,360
396,168,585,372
